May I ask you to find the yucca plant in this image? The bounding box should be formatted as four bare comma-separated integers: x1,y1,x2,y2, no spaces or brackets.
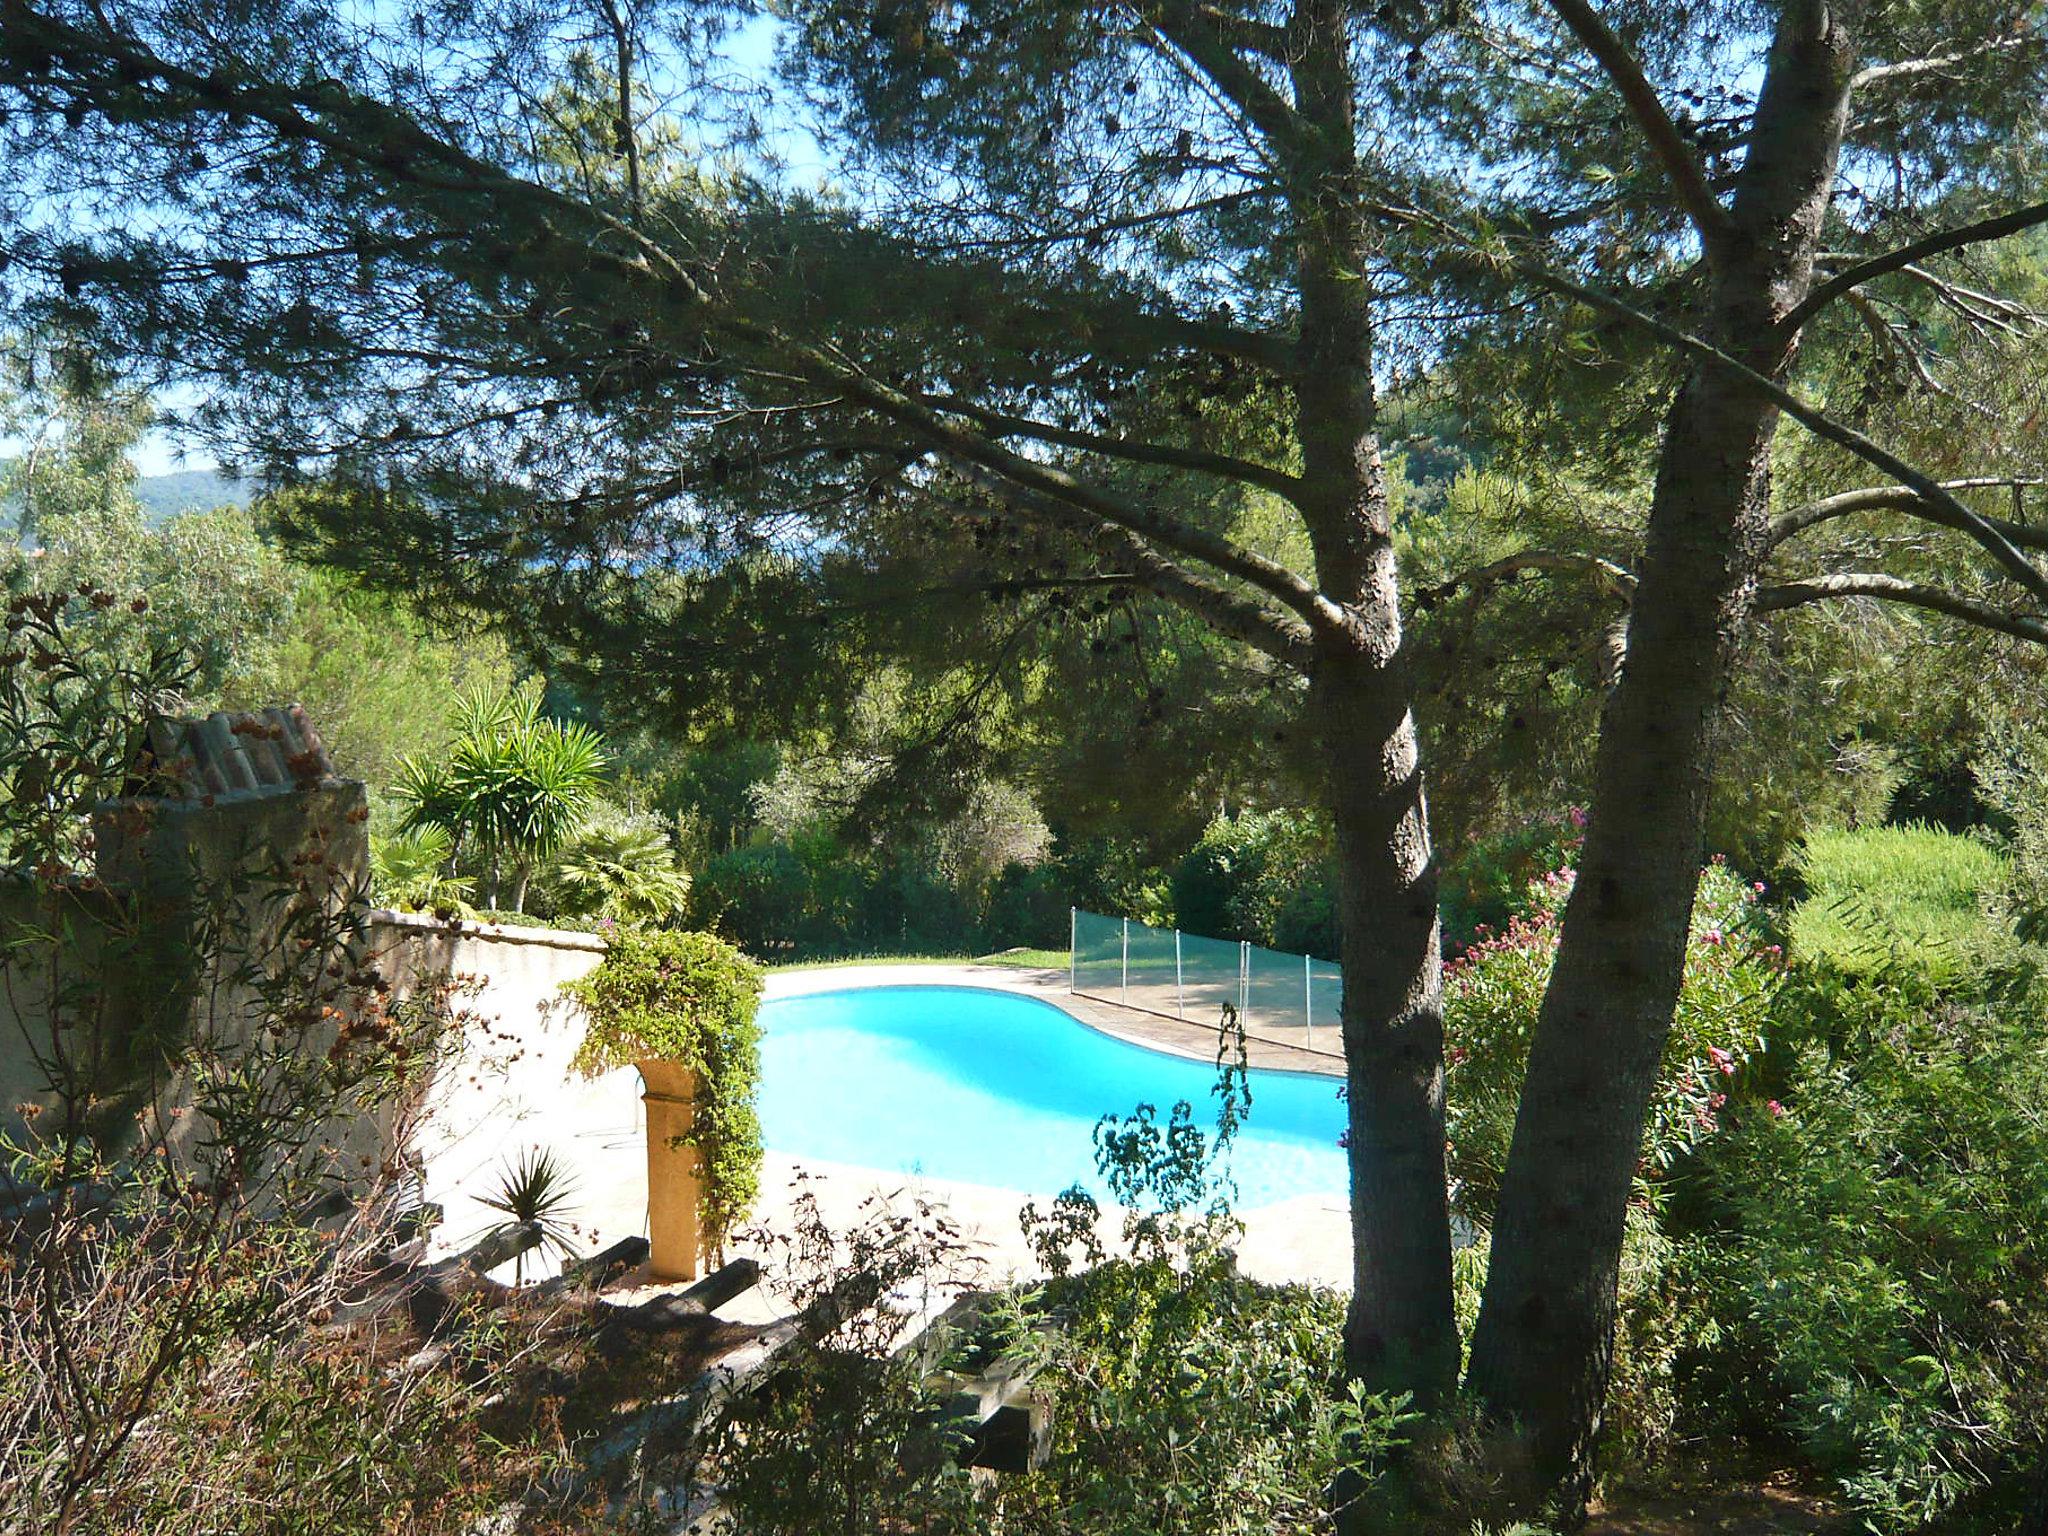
549,814,691,925
394,681,609,911
475,1146,583,1286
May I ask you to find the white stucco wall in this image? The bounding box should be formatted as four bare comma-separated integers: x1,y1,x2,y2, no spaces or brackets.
367,912,652,1273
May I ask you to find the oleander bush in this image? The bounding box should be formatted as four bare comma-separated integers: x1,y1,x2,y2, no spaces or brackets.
1437,810,1587,955
1668,944,2048,1532
1443,858,1782,1222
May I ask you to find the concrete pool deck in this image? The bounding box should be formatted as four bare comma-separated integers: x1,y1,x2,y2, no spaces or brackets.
420,959,1355,1312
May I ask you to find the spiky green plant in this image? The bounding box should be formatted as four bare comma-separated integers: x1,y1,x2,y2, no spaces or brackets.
475,1146,582,1286
394,682,609,911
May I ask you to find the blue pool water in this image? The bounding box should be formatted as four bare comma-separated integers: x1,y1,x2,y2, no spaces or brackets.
757,986,1349,1207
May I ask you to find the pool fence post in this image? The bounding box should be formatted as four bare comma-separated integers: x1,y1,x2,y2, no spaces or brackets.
1121,917,1129,1003
1239,941,1249,1027
1303,951,1313,1050
1069,907,1077,994
1175,928,1184,1018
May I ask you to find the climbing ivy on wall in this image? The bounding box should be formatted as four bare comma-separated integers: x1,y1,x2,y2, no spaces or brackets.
567,928,765,1249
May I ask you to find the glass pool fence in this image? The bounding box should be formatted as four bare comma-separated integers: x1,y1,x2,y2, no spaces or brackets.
1070,908,1342,1052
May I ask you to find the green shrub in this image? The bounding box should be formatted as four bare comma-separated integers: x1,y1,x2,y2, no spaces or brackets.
1444,859,1781,1222
540,804,690,924
981,859,1074,949
369,824,476,916
1674,961,2048,1532
567,928,765,1248
1171,808,1336,952
690,842,816,952
1000,1018,1414,1533
995,1256,1413,1534
841,852,977,954
1788,824,2009,986
1051,832,1175,927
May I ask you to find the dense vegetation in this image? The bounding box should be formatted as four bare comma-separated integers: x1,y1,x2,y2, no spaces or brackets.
10,282,2048,1530
4,0,2048,1526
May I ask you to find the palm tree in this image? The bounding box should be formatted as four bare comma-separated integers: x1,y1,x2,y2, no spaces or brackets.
395,682,609,911
369,824,478,916
549,813,691,925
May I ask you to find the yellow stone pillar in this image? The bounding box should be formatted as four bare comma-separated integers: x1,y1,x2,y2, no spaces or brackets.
637,1059,705,1281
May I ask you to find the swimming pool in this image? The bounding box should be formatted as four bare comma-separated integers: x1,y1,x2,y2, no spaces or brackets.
757,985,1350,1208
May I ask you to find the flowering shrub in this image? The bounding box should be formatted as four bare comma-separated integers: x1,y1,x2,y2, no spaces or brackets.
1437,808,1588,954
1675,956,2048,1531
1443,859,1782,1222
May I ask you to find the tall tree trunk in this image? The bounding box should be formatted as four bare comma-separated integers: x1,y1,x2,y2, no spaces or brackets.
1288,0,1458,1408
1466,2,1855,1508
1319,649,1458,1405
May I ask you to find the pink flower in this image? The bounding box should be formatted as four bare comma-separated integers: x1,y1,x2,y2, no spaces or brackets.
1707,1045,1736,1075
1702,928,1723,946
1753,881,1767,894
1567,806,1588,829
1768,1100,1785,1118
1708,1092,1727,1110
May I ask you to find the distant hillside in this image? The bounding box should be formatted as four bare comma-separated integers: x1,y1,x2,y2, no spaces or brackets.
136,468,251,523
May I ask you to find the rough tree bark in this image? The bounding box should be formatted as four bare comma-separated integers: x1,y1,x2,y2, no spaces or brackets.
1288,0,1458,1408
1465,0,1856,1506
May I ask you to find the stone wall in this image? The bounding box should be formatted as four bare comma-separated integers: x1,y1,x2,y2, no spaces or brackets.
0,780,373,1158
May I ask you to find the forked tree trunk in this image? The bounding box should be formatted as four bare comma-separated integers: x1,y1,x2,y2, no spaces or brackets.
1289,0,1458,1409
1465,3,1855,1508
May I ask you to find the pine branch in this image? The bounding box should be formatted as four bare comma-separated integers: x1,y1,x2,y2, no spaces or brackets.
1755,572,2048,646
1769,479,2048,550
1541,0,1734,254
1417,549,1638,609
941,480,1316,667
1371,191,2048,611
913,391,1307,502
1780,198,2048,334
1476,248,2048,610
768,346,1344,632
1145,0,1319,168
1851,30,2046,90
